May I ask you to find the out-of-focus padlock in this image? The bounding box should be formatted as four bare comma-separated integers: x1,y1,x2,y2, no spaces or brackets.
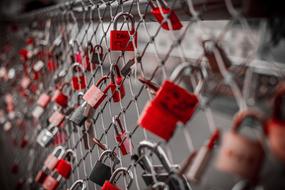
89,150,120,186
202,40,231,74
32,92,51,119
180,129,220,183
266,83,285,163
91,44,104,65
149,0,182,30
112,116,133,156
32,60,45,80
37,125,59,147
47,58,57,72
216,110,265,180
138,141,189,190
35,146,65,184
83,76,111,108
70,93,92,126
42,173,61,190
54,149,76,179
110,64,125,102
67,179,87,190
52,83,70,108
83,42,94,72
102,167,133,190
48,111,65,127
110,13,137,51
71,63,86,91
82,118,95,150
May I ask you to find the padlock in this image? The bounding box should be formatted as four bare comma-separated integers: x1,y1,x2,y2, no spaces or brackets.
47,58,57,72
54,149,76,179
266,83,285,163
91,44,104,65
82,118,95,150
52,83,70,108
102,167,133,190
110,12,137,51
89,150,120,186
82,75,111,108
138,141,189,190
69,102,92,126
110,64,126,102
35,146,65,184
112,116,133,155
216,110,265,180
144,182,169,190
149,0,182,30
32,92,51,119
36,125,59,147
83,42,95,72
67,179,87,190
180,129,220,183
71,63,86,91
33,60,45,80
52,130,67,146
42,173,61,190
48,111,65,126
202,40,231,74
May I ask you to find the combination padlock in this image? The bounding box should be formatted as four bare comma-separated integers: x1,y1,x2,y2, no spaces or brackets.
112,116,133,156
48,110,65,127
180,129,220,183
216,110,265,180
102,167,133,190
149,0,182,30
71,63,86,91
138,141,190,190
35,146,65,184
36,125,59,147
110,64,125,102
89,150,120,186
82,75,112,108
67,179,87,190
32,92,51,119
110,12,137,51
266,83,285,163
52,83,70,108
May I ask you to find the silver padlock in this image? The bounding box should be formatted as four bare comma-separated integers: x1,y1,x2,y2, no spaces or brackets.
36,125,59,147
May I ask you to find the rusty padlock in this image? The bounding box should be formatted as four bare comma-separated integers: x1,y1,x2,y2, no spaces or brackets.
110,64,125,102
71,63,86,91
110,12,137,51
266,83,285,163
82,75,112,108
112,116,133,156
149,0,183,30
215,110,265,180
52,83,70,108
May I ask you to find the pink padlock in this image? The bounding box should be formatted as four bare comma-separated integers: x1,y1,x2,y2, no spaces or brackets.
216,110,265,180
48,111,65,126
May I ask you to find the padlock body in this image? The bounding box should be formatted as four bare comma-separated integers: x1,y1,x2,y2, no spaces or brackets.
267,119,285,162
138,101,177,141
53,90,68,108
91,52,102,65
216,132,264,180
151,8,182,30
153,80,199,124
111,77,125,102
42,175,59,190
72,75,86,90
32,106,44,119
37,129,54,147
55,159,72,178
83,84,107,108
110,30,137,51
116,131,132,155
35,170,48,184
37,93,51,108
102,181,120,190
89,161,112,186
44,154,60,170
49,111,65,126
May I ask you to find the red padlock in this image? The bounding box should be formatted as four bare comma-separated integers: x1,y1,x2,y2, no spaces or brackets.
110,64,125,102
48,111,65,126
216,110,265,180
83,76,112,108
54,149,76,179
266,83,285,163
71,63,87,91
102,167,133,190
150,0,183,30
52,83,70,108
47,58,58,72
42,174,61,190
110,13,137,51
32,60,45,80
35,146,65,184
112,116,133,156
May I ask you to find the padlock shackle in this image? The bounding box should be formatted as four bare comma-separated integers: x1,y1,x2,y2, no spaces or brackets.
113,12,135,32
138,77,159,92
71,63,85,75
77,92,85,105
273,83,285,121
69,179,87,190
99,149,119,172
63,149,76,163
48,125,59,134
95,75,109,87
138,141,173,173
51,146,66,159
112,115,124,135
94,45,103,54
109,167,133,188
232,110,265,133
